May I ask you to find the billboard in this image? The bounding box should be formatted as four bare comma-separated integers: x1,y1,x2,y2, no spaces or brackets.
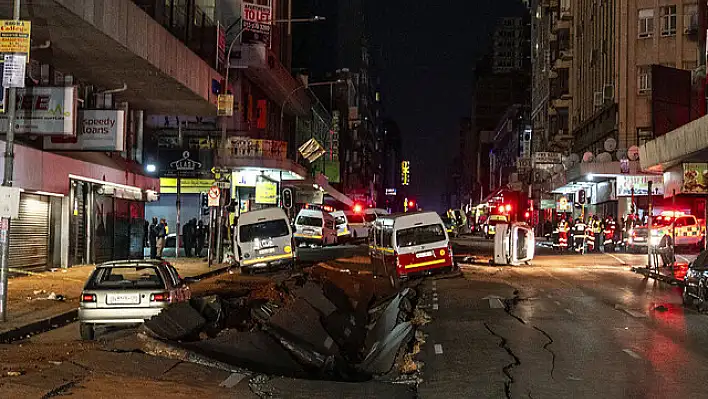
255,177,277,204
682,163,708,194
616,175,664,196
242,1,272,46
0,86,77,136
44,110,125,151
226,136,287,160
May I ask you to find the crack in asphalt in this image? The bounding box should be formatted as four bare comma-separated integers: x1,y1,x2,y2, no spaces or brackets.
42,380,79,399
484,322,521,399
532,326,556,380
503,297,527,325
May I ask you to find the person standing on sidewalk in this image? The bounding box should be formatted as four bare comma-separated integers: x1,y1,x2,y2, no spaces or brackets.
195,220,206,258
183,219,193,257
156,218,167,259
148,217,159,259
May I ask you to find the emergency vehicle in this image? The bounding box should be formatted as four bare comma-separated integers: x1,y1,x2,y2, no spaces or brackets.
627,211,705,251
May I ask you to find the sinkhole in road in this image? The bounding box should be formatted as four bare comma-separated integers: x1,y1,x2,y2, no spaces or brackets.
140,270,421,382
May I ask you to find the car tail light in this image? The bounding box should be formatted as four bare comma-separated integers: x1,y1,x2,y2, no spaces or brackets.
150,292,169,302
81,293,96,302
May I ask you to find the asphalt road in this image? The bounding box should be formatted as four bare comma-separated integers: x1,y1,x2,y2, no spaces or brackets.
416,236,708,398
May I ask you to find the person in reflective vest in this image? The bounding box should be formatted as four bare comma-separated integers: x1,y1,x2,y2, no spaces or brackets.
603,215,616,251
573,218,587,253
586,215,597,252
592,216,602,252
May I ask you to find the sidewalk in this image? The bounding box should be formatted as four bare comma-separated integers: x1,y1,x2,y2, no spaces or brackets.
0,258,230,342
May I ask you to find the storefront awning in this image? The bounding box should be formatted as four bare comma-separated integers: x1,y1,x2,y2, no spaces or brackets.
640,114,708,172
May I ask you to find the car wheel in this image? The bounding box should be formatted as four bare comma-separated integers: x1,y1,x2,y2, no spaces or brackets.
80,323,95,340
698,282,707,312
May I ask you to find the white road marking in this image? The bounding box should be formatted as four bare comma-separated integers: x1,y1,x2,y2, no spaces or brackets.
554,301,561,306
564,308,574,315
434,344,444,354
489,298,505,309
432,286,437,292
433,303,439,310
220,372,247,388
432,281,437,287
605,253,627,265
433,293,438,298
324,336,334,349
622,349,642,359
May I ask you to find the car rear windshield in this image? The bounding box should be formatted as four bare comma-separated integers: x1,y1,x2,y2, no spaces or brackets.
396,224,446,248
240,219,290,242
364,214,378,222
347,214,365,224
86,266,164,289
334,216,347,225
297,216,322,227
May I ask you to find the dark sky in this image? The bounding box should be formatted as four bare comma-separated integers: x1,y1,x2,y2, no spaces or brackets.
367,0,522,212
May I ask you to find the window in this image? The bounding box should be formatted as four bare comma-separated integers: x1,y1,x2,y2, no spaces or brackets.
396,224,447,248
661,5,677,36
296,216,322,228
684,4,698,34
638,9,654,37
638,66,651,93
87,266,165,289
239,219,290,241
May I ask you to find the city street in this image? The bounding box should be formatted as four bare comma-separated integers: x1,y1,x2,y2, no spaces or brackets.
2,238,708,398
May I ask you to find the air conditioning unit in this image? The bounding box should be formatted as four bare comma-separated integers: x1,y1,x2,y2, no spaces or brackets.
603,85,614,101
593,91,603,107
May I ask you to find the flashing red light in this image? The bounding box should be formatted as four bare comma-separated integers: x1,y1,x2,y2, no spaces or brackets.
353,204,363,213
408,200,415,208
524,211,530,219
504,204,512,212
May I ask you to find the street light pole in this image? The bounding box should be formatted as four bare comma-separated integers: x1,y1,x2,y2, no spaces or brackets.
279,80,343,142
0,0,22,323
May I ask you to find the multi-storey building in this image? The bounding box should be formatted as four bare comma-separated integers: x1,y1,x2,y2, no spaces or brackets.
470,11,532,204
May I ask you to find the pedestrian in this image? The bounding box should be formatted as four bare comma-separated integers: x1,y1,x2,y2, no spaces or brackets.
148,217,158,259
195,220,206,257
183,219,193,257
156,218,167,259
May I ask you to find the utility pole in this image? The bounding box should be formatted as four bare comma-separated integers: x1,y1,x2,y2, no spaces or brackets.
175,120,182,258
0,0,23,322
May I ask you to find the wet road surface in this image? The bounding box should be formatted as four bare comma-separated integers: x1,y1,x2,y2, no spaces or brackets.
417,237,708,398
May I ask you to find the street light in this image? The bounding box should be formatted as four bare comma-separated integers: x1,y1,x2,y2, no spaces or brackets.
279,79,344,140
220,16,326,148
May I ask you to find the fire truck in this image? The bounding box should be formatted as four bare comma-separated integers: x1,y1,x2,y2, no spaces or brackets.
627,211,705,252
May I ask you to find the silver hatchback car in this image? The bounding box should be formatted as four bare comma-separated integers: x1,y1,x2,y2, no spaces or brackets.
78,260,191,340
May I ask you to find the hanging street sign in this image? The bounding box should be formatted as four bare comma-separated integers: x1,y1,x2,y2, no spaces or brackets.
217,94,234,116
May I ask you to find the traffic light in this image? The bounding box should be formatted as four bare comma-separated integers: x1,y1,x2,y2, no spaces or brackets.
578,189,586,204
282,188,293,209
200,192,209,215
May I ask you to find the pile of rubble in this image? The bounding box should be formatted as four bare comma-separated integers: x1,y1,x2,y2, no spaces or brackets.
138,273,420,381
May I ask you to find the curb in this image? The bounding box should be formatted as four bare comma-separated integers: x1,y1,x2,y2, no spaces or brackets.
0,309,78,344
0,266,232,344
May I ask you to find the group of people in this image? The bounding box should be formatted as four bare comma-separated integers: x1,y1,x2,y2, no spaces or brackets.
551,215,619,253
146,217,207,259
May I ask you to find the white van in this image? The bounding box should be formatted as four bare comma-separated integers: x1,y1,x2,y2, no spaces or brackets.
369,211,453,284
294,208,337,247
236,208,295,274
331,210,368,240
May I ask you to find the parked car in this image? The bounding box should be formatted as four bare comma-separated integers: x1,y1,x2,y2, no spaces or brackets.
78,259,192,340
683,250,708,310
331,210,368,241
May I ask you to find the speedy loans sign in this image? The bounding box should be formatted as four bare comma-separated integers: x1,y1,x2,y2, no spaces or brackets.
0,87,77,135
44,110,125,151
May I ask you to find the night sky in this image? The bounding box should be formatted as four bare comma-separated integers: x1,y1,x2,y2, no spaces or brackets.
368,0,522,212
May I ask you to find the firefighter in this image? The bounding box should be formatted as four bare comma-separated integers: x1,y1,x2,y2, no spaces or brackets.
603,215,616,252
557,216,570,251
573,218,587,253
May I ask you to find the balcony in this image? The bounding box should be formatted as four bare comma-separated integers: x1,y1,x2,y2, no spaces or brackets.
22,0,222,115
553,57,572,70
560,49,573,61
552,18,571,33
552,97,572,109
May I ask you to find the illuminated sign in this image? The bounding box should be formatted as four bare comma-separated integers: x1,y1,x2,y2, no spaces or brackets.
401,160,410,186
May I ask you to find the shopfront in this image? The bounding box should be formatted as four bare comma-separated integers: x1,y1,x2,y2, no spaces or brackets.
8,193,53,269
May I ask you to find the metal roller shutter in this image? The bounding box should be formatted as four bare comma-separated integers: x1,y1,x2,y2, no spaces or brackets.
9,193,50,269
